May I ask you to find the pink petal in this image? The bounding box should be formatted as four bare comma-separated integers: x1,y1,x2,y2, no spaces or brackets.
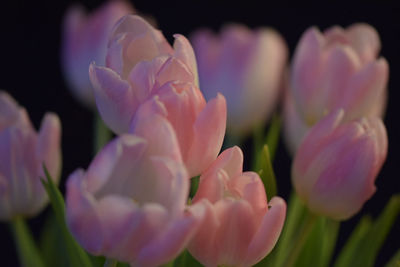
173,34,199,86
347,23,381,64
185,93,227,176
89,63,137,134
245,197,286,266
344,58,389,121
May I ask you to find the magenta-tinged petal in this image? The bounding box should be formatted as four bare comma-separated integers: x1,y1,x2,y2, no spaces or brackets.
173,34,199,86
84,135,147,194
136,212,202,267
89,63,137,134
66,169,104,254
344,58,389,121
185,93,227,176
245,197,286,266
0,91,30,130
291,27,324,115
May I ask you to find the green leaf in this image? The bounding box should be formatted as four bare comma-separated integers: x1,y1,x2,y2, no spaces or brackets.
334,194,400,267
264,114,281,161
385,249,400,267
173,250,203,267
257,145,277,199
189,176,200,198
334,216,372,267
93,113,112,154
39,212,69,267
294,217,339,267
41,165,93,267
10,218,45,267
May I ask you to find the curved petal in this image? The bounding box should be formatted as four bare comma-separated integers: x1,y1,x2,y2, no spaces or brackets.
136,211,202,267
66,169,104,254
244,197,286,266
89,63,137,134
185,93,227,176
347,23,381,64
173,34,199,86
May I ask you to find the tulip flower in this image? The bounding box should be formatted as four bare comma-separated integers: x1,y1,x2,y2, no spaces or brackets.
284,23,388,153
188,146,286,267
129,81,226,177
0,91,61,220
62,0,134,107
89,15,199,134
90,15,226,176
191,25,288,137
66,114,203,266
292,109,388,220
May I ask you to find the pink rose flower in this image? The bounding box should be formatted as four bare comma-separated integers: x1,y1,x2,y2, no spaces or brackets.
292,110,388,220
284,23,388,154
188,146,286,267
61,0,134,107
66,113,203,266
0,91,61,220
191,25,287,136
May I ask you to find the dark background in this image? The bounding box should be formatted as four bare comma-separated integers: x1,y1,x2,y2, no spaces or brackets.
0,1,399,266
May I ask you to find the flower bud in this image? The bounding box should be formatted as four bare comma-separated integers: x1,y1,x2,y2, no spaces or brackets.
191,25,288,136
292,110,388,220
285,23,388,153
188,146,286,267
0,91,61,220
66,115,203,266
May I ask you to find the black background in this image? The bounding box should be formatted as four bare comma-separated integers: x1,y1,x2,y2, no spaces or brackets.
0,1,399,266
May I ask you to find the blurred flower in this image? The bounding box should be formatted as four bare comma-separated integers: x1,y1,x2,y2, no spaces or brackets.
292,110,388,220
191,25,288,137
66,114,203,266
90,15,226,176
61,0,134,107
0,91,61,220
284,23,388,154
188,146,286,267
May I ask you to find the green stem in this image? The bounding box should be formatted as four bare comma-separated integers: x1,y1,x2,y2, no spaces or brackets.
104,258,118,267
93,113,112,154
284,211,317,267
10,218,45,267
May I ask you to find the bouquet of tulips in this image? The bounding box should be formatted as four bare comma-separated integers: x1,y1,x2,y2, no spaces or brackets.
1,1,398,267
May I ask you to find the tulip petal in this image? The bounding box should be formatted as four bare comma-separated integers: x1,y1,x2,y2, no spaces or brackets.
173,34,199,86
347,23,381,64
186,93,227,176
89,63,137,134
245,197,286,266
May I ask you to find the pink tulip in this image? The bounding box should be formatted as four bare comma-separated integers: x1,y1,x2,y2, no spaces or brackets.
62,0,134,107
66,114,203,266
188,146,286,267
292,110,388,220
129,81,226,177
0,91,61,220
191,25,288,136
285,23,388,153
89,15,199,134
90,15,226,176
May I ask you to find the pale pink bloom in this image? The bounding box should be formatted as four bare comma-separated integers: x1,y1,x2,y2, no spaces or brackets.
66,114,203,266
188,146,286,267
90,15,226,176
62,0,134,107
191,25,288,136
89,15,200,134
129,81,226,177
285,23,388,153
292,110,388,220
0,91,61,220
